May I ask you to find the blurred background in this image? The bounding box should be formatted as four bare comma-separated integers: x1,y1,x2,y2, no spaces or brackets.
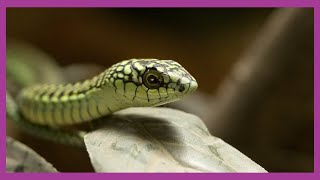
6,8,314,172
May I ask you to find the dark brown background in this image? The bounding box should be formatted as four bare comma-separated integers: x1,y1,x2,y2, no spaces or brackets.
6,8,314,172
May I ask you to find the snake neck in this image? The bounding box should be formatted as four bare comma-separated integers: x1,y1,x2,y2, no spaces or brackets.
18,70,124,126
59,71,126,118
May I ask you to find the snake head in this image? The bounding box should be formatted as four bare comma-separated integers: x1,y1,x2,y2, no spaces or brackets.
105,59,198,107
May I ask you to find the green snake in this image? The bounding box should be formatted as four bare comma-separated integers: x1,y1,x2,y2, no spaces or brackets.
16,59,198,128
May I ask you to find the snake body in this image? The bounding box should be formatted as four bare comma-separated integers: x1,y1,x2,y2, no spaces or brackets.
18,59,198,127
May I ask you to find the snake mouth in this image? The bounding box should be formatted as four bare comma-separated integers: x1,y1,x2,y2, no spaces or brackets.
131,81,197,104
153,98,181,106
132,94,181,105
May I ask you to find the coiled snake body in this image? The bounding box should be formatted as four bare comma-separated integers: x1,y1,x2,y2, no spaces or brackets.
17,59,198,127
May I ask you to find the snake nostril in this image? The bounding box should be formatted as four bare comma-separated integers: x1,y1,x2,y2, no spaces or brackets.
178,85,185,92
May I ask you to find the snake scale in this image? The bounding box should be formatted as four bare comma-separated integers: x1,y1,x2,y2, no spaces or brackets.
17,59,198,128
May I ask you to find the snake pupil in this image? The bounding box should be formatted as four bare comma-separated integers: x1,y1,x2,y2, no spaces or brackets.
147,75,159,84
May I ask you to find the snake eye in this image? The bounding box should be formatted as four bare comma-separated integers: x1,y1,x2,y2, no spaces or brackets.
143,68,163,89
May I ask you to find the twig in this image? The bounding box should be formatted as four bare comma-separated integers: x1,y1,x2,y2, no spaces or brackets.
208,8,313,137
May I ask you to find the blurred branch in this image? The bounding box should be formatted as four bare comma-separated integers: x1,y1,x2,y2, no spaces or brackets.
208,8,313,137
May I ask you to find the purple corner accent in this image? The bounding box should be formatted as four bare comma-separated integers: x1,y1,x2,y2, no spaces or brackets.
3,0,318,8
0,4,6,175
314,3,319,174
